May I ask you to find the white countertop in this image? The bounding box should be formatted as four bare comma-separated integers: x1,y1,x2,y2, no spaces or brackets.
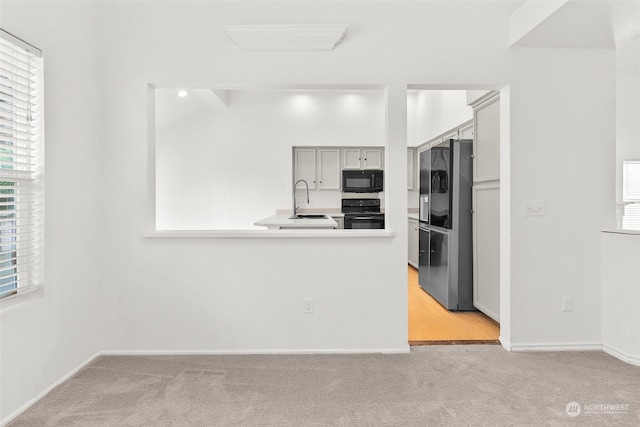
408,213,419,221
276,209,344,218
254,214,338,230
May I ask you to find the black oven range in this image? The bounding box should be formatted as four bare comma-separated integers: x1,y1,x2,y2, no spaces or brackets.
341,198,385,229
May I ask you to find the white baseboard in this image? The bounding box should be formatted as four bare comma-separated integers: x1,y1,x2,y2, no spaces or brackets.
499,336,512,351
602,344,640,366
99,346,411,356
509,342,602,352
1,352,101,427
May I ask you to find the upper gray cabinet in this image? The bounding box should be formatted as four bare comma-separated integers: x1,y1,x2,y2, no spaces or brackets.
294,148,318,189
407,148,416,190
473,94,500,183
294,147,341,190
342,148,383,170
316,149,341,190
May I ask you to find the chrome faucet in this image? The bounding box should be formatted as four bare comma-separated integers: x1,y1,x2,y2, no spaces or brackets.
290,179,310,218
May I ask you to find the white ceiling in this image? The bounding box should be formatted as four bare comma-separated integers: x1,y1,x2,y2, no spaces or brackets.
512,0,640,49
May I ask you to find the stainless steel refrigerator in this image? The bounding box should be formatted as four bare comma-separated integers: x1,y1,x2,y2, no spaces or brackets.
418,139,474,311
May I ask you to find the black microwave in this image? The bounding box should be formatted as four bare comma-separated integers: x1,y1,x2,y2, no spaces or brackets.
342,170,384,193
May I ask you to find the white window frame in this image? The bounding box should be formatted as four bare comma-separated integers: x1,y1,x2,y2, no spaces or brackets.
622,160,640,231
0,29,44,301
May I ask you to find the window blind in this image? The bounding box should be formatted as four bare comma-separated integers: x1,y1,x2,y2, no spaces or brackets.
623,160,640,231
0,29,43,300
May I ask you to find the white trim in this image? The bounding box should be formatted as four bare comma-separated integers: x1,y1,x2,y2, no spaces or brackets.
0,28,42,56
499,336,512,351
100,347,411,356
222,24,348,51
0,353,101,426
508,342,602,352
469,90,500,110
602,344,640,367
0,285,42,313
143,230,396,239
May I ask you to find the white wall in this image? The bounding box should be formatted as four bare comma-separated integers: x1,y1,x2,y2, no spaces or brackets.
0,0,623,421
0,1,103,422
601,231,640,365
508,47,616,348
156,89,386,229
616,37,640,205
407,90,473,146
94,0,512,357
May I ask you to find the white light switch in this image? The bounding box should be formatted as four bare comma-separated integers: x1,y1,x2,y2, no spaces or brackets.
524,201,545,216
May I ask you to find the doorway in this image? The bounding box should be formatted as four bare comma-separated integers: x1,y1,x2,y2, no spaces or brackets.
407,88,502,345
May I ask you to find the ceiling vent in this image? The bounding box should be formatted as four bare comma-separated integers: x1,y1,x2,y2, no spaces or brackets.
222,24,348,51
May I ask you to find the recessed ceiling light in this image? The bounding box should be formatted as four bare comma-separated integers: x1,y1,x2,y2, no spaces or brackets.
177,90,188,97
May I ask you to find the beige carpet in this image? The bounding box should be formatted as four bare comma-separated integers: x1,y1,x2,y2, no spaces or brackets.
8,346,640,426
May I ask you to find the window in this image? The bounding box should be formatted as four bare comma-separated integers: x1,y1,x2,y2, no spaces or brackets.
0,29,43,300
623,160,640,230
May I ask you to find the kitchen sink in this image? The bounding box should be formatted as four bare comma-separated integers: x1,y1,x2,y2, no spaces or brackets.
289,214,328,219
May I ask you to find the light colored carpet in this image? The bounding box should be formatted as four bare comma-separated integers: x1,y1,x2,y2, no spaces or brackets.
8,346,640,426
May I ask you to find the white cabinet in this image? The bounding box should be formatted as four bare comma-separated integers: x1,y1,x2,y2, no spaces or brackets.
342,148,362,169
317,149,341,190
294,148,317,189
407,148,416,190
408,217,419,268
473,95,500,182
362,148,383,169
342,148,383,170
460,121,474,140
471,92,500,322
294,148,341,190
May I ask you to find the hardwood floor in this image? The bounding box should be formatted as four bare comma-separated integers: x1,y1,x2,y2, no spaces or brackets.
408,265,500,345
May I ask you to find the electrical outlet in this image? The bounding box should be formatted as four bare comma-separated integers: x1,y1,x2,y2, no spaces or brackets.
562,296,573,312
304,298,314,314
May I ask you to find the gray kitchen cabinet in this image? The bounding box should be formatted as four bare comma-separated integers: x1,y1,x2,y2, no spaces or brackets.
460,121,474,140
342,148,362,169
407,148,416,190
341,148,383,170
408,217,419,268
471,92,500,322
294,148,317,189
317,149,341,190
362,148,383,169
294,148,341,191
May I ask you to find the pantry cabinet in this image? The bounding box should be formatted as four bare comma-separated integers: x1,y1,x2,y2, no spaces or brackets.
471,92,500,322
